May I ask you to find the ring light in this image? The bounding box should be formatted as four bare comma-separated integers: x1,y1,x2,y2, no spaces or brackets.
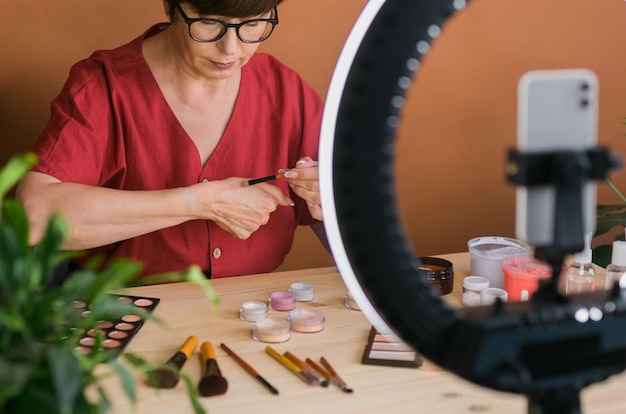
319,0,626,412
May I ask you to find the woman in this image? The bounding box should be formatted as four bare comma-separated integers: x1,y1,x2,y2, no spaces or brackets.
16,0,326,279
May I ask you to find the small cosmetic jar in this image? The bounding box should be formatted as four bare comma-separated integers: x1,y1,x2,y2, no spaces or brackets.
502,255,554,302
268,291,296,311
416,256,454,295
289,282,315,302
288,308,326,333
240,301,268,322
252,318,292,343
344,291,361,311
468,236,531,289
462,276,490,307
480,287,509,306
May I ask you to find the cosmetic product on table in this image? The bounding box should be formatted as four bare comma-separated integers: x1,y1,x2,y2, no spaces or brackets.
252,318,292,343
480,287,508,305
197,341,228,397
361,326,422,368
284,351,328,387
305,358,353,393
265,346,317,386
468,236,530,288
240,301,268,322
606,239,626,289
268,291,296,311
344,290,361,311
73,294,160,358
502,255,555,301
289,281,316,301
415,256,454,295
147,335,199,389
220,343,279,395
319,357,354,393
462,276,490,307
563,231,596,295
287,308,326,333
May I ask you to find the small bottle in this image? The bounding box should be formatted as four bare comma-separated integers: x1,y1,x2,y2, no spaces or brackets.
606,239,626,290
564,231,595,295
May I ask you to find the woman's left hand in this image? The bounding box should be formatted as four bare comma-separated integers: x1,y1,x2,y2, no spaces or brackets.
282,156,322,221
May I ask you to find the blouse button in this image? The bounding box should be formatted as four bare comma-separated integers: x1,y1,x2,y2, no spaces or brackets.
212,248,222,259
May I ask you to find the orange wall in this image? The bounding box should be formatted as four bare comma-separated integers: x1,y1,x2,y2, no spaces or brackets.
2,1,626,271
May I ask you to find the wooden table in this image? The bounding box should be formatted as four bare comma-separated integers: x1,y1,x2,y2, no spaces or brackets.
104,252,626,413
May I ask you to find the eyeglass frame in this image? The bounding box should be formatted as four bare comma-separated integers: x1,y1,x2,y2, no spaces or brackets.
175,3,279,44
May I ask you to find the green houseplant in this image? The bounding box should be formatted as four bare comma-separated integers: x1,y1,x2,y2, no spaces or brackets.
0,153,217,414
593,119,626,268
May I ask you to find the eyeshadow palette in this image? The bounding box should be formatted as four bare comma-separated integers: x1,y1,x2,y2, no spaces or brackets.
72,294,160,359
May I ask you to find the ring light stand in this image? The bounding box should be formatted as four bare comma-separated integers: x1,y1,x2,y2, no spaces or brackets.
318,1,626,413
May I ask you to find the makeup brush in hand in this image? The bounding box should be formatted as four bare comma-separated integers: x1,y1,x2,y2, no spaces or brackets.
197,341,229,397
147,335,198,389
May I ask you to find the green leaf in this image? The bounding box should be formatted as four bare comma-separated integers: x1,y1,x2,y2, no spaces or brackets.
0,153,37,199
180,374,206,414
108,358,137,406
45,345,81,414
88,260,143,303
593,244,613,268
595,204,626,236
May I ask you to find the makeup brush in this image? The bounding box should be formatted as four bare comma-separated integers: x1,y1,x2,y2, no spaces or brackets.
247,172,285,186
147,335,198,389
197,341,229,397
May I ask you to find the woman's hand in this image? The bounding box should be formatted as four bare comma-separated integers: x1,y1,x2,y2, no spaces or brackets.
283,156,322,221
197,177,294,239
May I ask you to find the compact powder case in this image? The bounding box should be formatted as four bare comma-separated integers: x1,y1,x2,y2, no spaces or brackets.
252,318,292,343
288,308,325,333
240,301,269,322
289,282,315,302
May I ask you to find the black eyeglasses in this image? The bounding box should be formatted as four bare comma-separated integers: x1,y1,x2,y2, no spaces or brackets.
176,3,278,43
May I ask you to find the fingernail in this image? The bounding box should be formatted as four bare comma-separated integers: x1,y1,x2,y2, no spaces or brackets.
296,159,307,165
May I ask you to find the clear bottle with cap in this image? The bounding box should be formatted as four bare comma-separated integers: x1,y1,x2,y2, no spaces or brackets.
606,234,626,290
563,231,595,295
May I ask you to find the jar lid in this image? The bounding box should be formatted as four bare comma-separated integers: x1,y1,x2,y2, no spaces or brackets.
269,291,295,304
416,256,454,280
288,308,325,333
252,318,292,343
289,282,315,301
463,276,490,291
240,301,268,322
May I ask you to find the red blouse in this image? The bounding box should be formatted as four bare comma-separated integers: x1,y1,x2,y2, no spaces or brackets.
32,24,323,278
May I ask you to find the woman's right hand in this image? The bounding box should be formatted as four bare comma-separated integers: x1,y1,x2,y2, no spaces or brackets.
195,177,294,239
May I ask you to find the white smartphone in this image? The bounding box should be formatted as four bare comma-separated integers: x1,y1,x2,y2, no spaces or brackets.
516,68,598,247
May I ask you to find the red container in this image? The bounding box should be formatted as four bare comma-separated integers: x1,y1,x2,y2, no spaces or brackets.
502,256,553,301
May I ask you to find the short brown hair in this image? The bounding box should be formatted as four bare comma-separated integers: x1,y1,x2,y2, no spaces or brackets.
165,0,283,20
